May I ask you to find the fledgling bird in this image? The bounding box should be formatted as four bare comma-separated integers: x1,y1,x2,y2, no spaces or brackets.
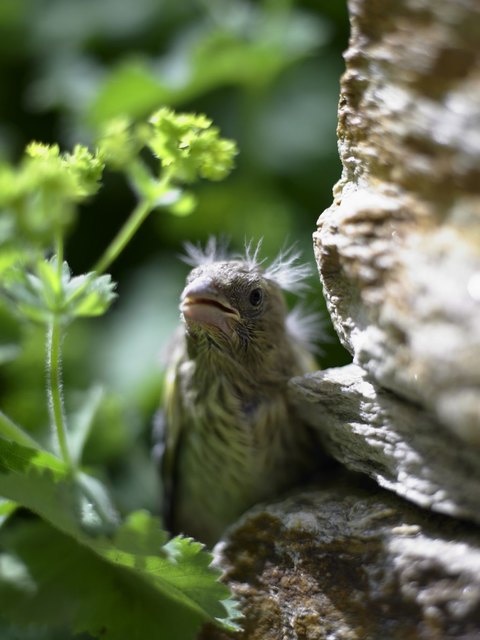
158,239,321,546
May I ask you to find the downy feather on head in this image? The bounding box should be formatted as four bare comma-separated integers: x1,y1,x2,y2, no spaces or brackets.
182,237,325,352
183,237,311,290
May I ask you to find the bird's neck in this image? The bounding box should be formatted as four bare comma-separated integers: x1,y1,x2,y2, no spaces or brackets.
185,330,292,394
187,333,250,387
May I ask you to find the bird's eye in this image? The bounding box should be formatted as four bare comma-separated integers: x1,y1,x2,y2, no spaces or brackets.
249,287,263,306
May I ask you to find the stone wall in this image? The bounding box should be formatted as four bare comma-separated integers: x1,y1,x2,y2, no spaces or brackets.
203,1,480,637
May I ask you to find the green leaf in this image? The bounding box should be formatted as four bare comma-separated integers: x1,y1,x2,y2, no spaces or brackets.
0,619,74,640
0,438,241,637
90,63,169,127
0,519,220,639
0,438,118,536
0,247,26,277
0,498,17,528
1,266,51,324
111,509,169,555
75,471,119,535
65,271,117,318
36,258,62,295
1,257,117,325
68,385,104,465
0,411,42,450
87,6,328,126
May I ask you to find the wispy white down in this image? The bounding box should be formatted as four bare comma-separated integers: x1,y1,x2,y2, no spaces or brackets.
182,237,312,293
263,245,312,293
182,236,230,266
286,305,328,353
242,238,267,270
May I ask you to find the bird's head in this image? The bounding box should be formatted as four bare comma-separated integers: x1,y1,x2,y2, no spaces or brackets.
181,259,285,350
179,239,314,365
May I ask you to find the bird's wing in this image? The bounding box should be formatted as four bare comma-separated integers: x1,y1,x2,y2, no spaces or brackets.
159,330,187,531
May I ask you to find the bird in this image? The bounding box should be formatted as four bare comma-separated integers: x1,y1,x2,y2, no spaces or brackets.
156,238,321,546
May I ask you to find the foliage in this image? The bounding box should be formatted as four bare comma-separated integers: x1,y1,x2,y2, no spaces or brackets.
0,107,239,639
0,1,351,638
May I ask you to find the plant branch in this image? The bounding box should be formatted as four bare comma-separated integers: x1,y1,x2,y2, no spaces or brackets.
55,229,64,278
93,198,153,276
47,317,74,470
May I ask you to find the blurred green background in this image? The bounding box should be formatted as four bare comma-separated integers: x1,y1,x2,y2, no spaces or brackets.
0,0,350,518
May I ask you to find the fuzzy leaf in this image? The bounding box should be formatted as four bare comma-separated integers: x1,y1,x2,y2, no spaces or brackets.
0,519,212,639
0,438,118,535
0,499,17,528
0,438,241,637
0,411,42,450
1,258,117,325
67,385,104,465
65,272,117,318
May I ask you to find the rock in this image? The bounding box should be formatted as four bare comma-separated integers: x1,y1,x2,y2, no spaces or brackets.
202,1,480,638
200,478,480,640
313,0,480,445
289,364,480,525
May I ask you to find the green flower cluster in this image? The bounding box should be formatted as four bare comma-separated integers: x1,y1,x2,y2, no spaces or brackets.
0,107,240,640
149,108,237,182
0,143,103,249
98,107,237,212
0,107,237,324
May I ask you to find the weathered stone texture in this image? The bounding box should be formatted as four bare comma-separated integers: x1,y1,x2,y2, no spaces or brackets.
315,0,480,443
289,365,480,525
202,0,480,638
201,480,480,640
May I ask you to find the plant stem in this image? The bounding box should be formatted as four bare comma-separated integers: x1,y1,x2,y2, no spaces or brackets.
47,317,74,471
63,196,155,310
55,229,64,278
93,198,153,275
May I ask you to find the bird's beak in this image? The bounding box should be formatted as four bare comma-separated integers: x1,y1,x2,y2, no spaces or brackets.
180,277,240,333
